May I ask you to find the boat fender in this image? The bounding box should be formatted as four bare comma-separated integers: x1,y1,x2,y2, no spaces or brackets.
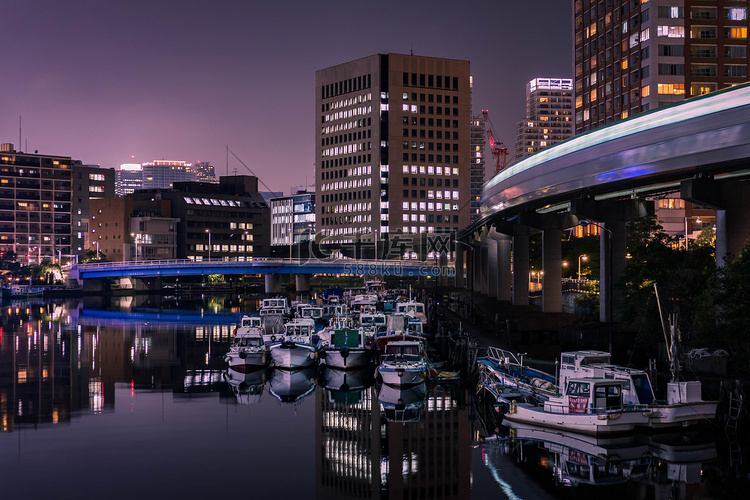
509,400,517,414
270,335,276,342
239,350,247,359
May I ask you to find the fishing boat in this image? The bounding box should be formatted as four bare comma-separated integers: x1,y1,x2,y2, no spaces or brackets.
394,300,427,326
558,350,718,428
373,313,425,354
224,316,273,373
321,327,373,370
478,347,557,400
477,364,652,436
260,297,290,316
10,284,45,299
269,317,321,369
377,339,429,387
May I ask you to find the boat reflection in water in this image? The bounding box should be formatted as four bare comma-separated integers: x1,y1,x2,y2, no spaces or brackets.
222,366,269,405
268,366,317,404
377,381,428,423
320,365,374,406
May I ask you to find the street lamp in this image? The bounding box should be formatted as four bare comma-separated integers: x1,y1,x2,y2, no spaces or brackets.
94,240,100,259
578,221,613,355
454,240,475,321
130,233,138,262
684,215,703,250
578,254,588,281
205,229,211,261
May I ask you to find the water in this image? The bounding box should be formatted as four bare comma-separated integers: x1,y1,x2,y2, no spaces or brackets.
1,299,747,499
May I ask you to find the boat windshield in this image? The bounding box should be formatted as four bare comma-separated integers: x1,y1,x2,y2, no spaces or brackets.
386,345,421,356
580,355,610,366
631,373,654,404
248,337,263,347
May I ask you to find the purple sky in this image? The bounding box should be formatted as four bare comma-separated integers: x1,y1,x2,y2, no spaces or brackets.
2,0,572,194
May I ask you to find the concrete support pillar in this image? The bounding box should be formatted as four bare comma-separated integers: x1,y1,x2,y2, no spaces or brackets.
512,234,530,306
542,228,562,313
455,247,465,288
265,273,281,294
82,278,110,294
134,277,162,293
716,209,728,267
480,243,490,296
487,239,499,299
295,274,311,293
438,251,449,286
471,246,480,295
498,236,512,302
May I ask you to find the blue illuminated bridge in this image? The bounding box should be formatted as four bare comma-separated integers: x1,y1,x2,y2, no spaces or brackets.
456,83,750,322
71,257,452,281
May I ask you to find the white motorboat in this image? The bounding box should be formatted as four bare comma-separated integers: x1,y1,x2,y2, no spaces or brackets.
559,350,718,428
260,297,290,316
478,365,652,436
377,340,429,387
321,328,373,370
223,319,271,370
269,317,321,369
394,300,427,326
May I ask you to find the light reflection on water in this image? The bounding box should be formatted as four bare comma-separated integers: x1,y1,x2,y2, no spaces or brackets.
0,300,745,499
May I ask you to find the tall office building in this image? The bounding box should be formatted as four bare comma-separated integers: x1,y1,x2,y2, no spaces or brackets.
270,189,316,257
142,160,193,190
469,114,486,224
115,163,143,197
0,143,73,264
315,54,471,256
193,161,218,184
573,0,749,134
514,78,574,161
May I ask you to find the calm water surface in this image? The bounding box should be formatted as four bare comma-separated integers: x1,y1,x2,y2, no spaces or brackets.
1,298,746,499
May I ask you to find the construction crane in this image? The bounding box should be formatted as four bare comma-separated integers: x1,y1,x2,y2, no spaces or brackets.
481,109,509,175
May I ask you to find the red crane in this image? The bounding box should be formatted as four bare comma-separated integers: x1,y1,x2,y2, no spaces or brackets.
482,109,509,175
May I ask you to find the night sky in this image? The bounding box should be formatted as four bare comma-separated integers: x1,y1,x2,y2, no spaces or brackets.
2,0,572,194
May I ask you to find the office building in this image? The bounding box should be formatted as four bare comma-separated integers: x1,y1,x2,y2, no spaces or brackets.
142,160,193,190
469,114,486,224
315,54,471,257
115,163,143,197
72,164,115,256
0,143,74,265
514,78,574,161
270,189,316,257
573,0,749,134
193,161,218,184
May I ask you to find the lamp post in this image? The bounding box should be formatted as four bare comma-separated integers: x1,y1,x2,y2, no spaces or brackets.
454,240,474,321
205,229,211,261
94,240,100,260
130,233,138,262
579,221,613,355
578,254,588,281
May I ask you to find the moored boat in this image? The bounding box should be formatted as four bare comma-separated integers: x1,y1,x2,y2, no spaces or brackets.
377,340,429,387
223,319,271,371
321,327,373,370
269,317,321,369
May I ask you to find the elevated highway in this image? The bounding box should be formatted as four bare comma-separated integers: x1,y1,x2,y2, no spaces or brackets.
457,83,750,324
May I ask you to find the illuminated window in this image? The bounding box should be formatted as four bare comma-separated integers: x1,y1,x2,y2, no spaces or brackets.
641,85,650,98
658,26,685,38
727,8,747,21
657,83,685,95
725,27,747,39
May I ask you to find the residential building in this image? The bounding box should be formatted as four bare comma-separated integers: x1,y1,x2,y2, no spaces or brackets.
514,78,574,161
270,189,316,257
573,0,749,134
0,143,74,265
115,163,143,197
315,54,471,258
72,164,115,257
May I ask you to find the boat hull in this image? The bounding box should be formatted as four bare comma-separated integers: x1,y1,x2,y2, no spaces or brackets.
645,400,718,427
270,342,318,369
378,361,427,387
224,349,269,371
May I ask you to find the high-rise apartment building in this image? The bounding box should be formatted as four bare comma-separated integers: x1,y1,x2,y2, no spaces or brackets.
0,143,74,264
514,78,574,161
72,164,115,256
315,54,471,255
573,0,749,134
194,161,218,184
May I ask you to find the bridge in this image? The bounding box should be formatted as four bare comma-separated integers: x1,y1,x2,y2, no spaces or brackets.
71,257,455,294
457,83,750,323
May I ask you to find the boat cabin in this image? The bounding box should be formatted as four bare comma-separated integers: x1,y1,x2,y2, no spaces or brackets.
360,313,387,328
559,351,655,406
299,306,324,321
383,340,424,359
284,318,316,338
240,315,262,329
395,301,426,325
260,297,290,315
562,378,627,414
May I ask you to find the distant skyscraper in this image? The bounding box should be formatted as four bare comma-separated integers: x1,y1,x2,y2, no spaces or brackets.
141,160,193,190
514,78,574,162
194,161,218,183
315,53,471,255
573,0,749,134
116,163,143,197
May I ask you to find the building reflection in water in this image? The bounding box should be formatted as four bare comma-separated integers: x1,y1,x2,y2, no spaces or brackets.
316,378,471,500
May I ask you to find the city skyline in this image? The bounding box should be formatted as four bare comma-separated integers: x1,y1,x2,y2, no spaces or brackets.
2,0,572,193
